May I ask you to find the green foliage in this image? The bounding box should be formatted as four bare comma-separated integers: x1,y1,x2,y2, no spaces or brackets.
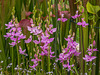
0,0,100,75
86,1,100,14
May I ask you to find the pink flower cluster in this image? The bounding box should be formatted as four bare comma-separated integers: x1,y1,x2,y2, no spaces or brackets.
83,40,98,62
58,35,81,70
35,25,56,57
30,54,41,69
4,21,26,47
27,22,42,35
27,20,56,68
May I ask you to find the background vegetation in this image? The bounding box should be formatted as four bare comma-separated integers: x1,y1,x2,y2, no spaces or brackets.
0,0,100,75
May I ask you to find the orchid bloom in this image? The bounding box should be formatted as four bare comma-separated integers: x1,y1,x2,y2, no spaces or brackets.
57,14,68,22
77,18,89,27
19,46,28,56
25,35,32,43
83,55,96,62
72,10,81,19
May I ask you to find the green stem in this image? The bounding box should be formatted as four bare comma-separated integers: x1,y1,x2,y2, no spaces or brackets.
0,31,5,67
82,8,89,74
55,0,58,58
82,27,85,74
55,62,58,75
79,26,83,74
95,19,100,75
41,56,44,75
47,0,51,74
73,66,79,75
70,55,74,75
16,45,20,75
89,62,92,75
12,47,14,75
48,46,50,74
58,21,61,53
60,21,62,48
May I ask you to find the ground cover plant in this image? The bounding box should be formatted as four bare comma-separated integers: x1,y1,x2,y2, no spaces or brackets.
0,0,100,75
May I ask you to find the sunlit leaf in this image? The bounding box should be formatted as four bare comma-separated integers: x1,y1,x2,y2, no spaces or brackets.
86,1,95,14
86,1,100,14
